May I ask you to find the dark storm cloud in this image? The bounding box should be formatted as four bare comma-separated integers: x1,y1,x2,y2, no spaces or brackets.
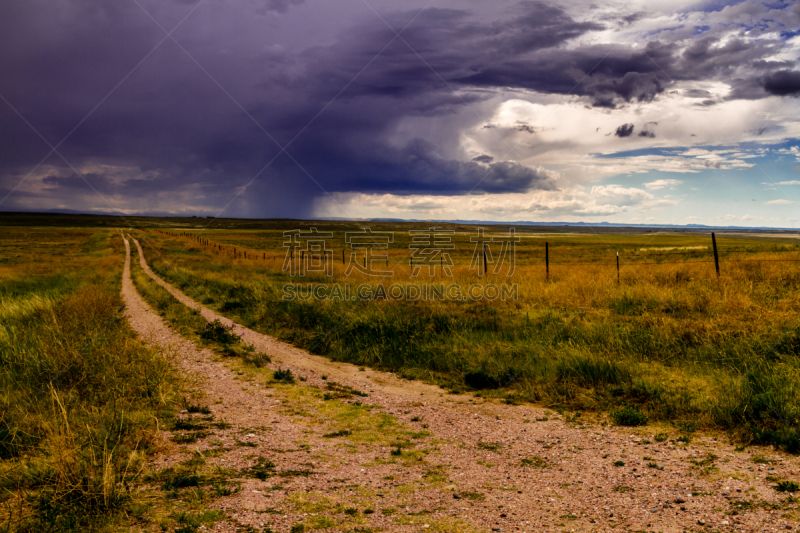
312,139,555,195
0,0,798,217
297,3,603,106
615,124,634,137
763,70,800,96
261,0,305,14
0,0,585,216
461,31,794,107
42,173,115,195
458,40,677,107
684,89,713,98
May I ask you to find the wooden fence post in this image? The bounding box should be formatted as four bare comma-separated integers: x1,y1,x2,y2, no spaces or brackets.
545,242,549,281
616,251,620,284
712,232,720,278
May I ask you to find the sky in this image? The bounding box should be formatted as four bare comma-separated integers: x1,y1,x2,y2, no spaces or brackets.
1,0,800,227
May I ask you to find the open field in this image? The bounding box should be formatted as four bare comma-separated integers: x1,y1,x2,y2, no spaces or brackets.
123,219,800,451
0,227,180,530
3,215,800,532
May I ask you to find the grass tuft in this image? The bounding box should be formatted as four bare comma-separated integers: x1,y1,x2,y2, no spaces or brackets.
610,406,649,426
273,368,295,384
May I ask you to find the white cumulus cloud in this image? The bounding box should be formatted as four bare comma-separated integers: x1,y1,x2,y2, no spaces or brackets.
644,179,683,190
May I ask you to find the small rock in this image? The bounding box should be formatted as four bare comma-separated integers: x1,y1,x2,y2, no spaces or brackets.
698,519,706,526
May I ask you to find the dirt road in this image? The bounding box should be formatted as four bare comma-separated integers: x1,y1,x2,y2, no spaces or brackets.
121,232,799,533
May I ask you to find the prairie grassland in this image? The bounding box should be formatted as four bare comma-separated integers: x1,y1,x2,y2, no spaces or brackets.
0,228,179,531
135,226,800,450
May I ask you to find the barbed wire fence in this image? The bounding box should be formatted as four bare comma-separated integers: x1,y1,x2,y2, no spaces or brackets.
144,228,800,281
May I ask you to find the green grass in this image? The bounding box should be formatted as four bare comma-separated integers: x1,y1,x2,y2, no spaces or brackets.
127,224,800,451
129,248,269,369
775,480,800,493
0,228,180,531
611,405,649,427
9,219,795,453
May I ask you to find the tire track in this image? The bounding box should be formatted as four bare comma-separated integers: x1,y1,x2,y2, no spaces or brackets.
129,233,444,399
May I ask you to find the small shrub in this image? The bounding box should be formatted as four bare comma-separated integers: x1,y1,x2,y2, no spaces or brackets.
775,481,800,493
613,460,625,467
199,319,241,345
242,352,270,367
464,370,500,390
611,406,648,426
182,398,212,414
273,368,295,383
390,446,403,456
654,432,668,442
